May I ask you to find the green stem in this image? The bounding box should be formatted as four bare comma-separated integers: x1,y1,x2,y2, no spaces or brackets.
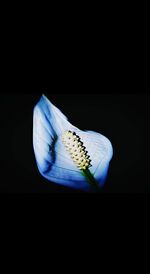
82,169,100,192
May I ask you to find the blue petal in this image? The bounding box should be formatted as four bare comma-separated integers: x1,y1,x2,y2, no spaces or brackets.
33,95,113,191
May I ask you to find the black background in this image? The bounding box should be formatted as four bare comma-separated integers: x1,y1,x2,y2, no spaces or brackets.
0,6,150,194
0,90,150,193
0,4,150,257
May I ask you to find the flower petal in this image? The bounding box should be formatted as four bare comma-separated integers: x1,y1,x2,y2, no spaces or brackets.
33,95,113,191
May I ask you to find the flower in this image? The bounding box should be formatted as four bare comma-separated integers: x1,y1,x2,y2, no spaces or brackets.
33,94,113,192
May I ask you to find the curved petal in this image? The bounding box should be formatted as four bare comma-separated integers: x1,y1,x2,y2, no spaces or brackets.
33,95,113,191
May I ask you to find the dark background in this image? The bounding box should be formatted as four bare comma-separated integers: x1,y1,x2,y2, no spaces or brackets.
0,3,149,249
0,91,149,193
0,0,150,194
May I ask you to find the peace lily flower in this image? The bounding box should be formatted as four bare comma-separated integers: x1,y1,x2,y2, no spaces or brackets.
33,94,113,192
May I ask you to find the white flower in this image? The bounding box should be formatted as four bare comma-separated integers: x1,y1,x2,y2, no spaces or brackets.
33,94,113,192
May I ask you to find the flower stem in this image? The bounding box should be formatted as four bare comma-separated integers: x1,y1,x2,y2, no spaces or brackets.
82,169,100,192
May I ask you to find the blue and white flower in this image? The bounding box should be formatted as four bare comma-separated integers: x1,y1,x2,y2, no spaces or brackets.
33,94,113,192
